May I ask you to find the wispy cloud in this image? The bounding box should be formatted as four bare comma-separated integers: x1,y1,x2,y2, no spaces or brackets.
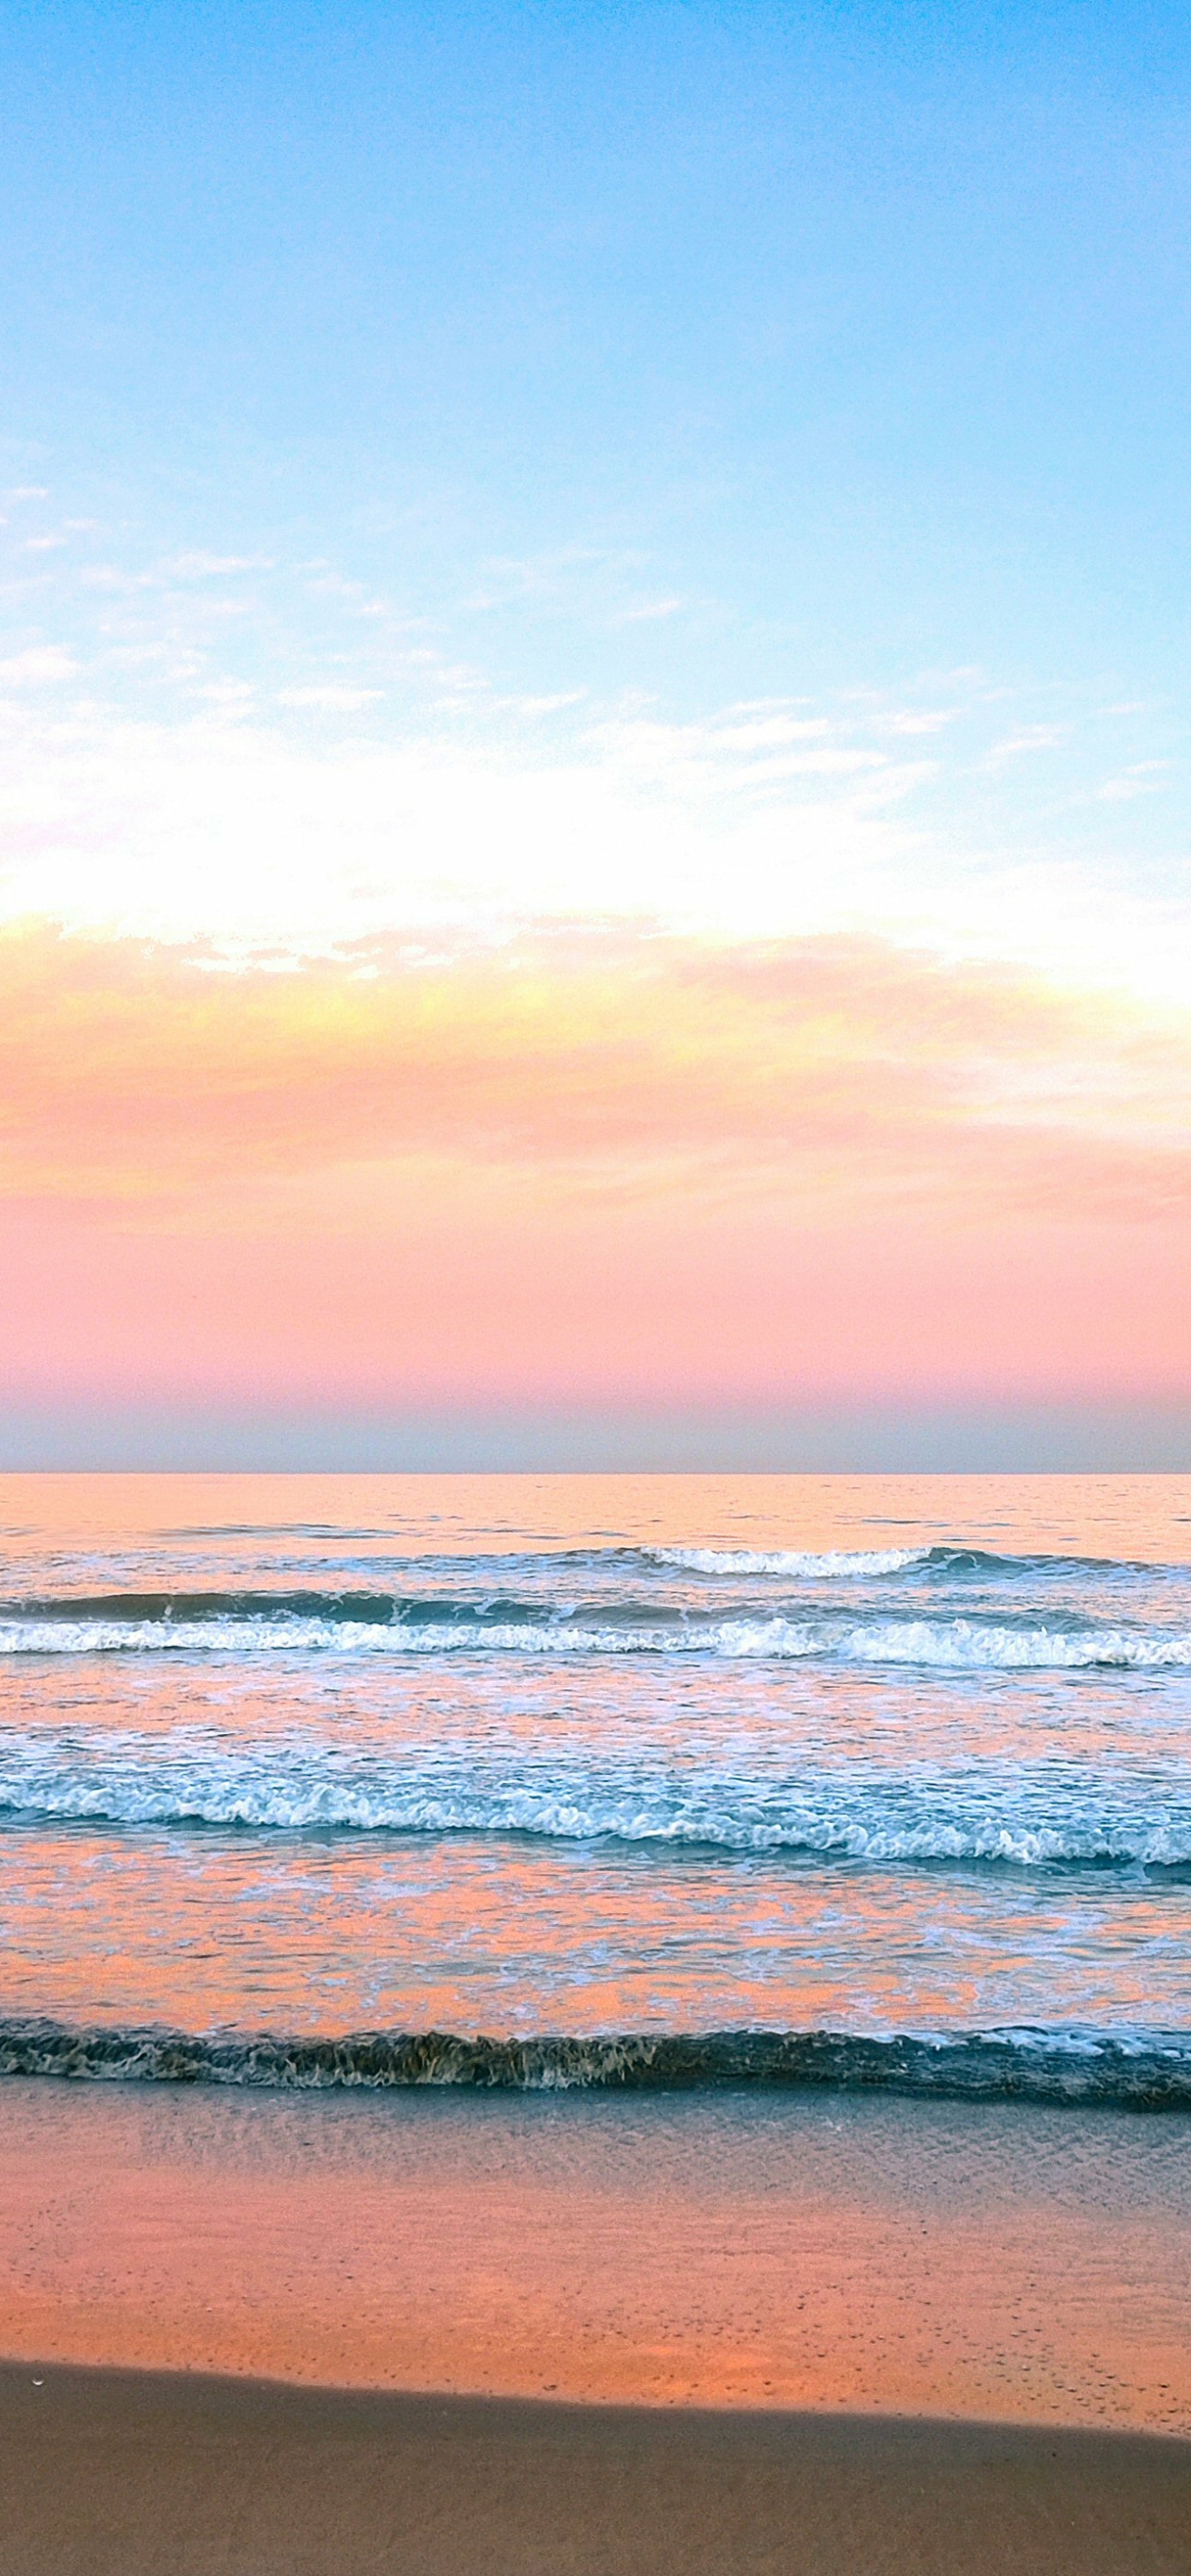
276,684,384,712
1093,760,1172,803
875,707,961,737
161,553,271,581
980,724,1069,772
615,596,688,624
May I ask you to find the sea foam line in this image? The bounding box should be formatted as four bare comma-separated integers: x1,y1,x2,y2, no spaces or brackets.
650,1546,932,1576
2,1766,1189,1865
1,1615,1187,1666
0,2018,1188,2106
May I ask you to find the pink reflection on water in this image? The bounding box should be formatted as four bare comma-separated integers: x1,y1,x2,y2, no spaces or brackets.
2,1467,1191,1575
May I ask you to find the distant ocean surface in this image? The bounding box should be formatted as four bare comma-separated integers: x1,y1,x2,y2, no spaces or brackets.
1,1472,1190,2107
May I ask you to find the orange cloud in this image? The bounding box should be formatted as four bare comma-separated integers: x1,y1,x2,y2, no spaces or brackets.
2,921,1186,1205
2,920,1187,1415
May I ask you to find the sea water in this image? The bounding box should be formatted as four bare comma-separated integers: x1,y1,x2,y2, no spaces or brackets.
0,1471,1189,2103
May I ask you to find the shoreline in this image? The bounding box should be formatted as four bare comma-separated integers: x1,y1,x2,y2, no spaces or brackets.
3,2364,1190,2574
4,2013,1191,2108
2,2077,1187,2432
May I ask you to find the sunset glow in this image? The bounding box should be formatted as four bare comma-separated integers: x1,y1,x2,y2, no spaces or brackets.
4,914,1187,1460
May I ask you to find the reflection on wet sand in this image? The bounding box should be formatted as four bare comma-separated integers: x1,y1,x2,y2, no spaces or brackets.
1,2079,1188,2435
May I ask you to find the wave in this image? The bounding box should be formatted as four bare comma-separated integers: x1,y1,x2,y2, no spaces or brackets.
2,1756,1188,1865
0,1605,1187,1668
1,1545,1172,1634
648,1543,1161,1579
0,1590,540,1626
835,1621,1191,1669
651,1546,934,1576
157,1525,404,1541
1,2015,1188,2106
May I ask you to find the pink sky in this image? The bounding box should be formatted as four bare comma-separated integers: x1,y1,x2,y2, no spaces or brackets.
3,920,1187,1462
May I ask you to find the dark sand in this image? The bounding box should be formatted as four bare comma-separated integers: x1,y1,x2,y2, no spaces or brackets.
2,2363,1189,2576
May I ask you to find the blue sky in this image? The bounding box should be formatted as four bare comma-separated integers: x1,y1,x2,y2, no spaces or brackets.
5,0,1191,700
3,3,1189,977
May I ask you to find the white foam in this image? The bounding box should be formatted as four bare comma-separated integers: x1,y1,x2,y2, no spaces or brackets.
0,1612,1187,1669
838,1621,1191,1670
1,1739,1188,1864
653,1546,930,1576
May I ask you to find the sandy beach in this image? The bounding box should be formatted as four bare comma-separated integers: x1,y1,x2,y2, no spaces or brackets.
1,2074,1189,2568
4,2364,1190,2576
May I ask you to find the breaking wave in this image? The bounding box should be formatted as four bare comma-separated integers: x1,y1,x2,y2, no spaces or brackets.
0,1600,1186,1668
2,1745,1187,1865
836,1622,1191,1670
1,2015,1188,2106
652,1546,933,1576
647,1544,1156,1579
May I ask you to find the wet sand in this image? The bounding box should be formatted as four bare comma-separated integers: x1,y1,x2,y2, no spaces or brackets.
2,2079,1189,2431
4,2079,1190,2569
2,2364,1190,2576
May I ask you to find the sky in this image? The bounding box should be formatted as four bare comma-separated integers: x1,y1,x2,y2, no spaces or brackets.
1,0,1189,1467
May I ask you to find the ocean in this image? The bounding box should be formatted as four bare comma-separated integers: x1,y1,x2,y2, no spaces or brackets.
2,1470,1189,2107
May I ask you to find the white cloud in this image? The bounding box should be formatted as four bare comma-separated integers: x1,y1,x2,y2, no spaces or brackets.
277,685,384,712
491,690,588,718
980,725,1069,772
0,646,80,687
196,679,257,712
1093,761,1172,804
0,703,910,955
616,596,688,624
876,707,961,737
162,553,269,581
0,682,1186,1007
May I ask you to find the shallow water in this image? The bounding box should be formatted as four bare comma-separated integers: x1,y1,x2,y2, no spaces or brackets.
1,2077,1188,2429
1,1473,1189,2089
